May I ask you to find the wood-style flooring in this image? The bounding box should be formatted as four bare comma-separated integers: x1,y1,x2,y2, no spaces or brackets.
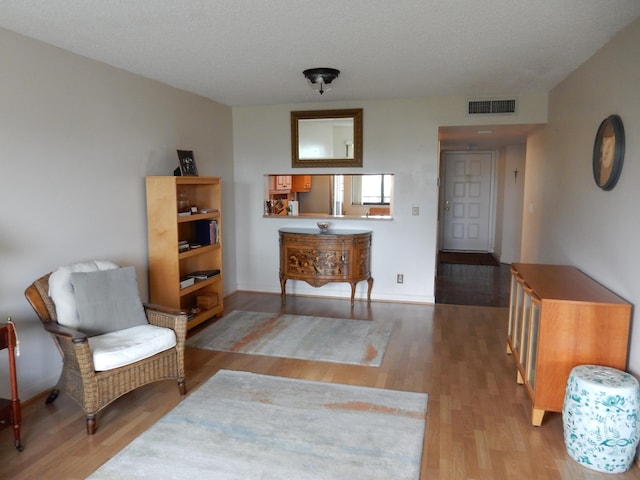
1,291,639,479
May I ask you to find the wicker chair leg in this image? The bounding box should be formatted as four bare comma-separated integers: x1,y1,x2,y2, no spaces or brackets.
86,414,97,435
45,389,59,405
178,379,186,396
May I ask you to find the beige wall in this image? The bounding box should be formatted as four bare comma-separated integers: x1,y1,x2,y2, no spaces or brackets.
523,18,640,374
0,28,234,399
490,144,527,264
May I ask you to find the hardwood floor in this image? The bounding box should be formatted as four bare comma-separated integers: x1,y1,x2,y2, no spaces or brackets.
1,292,639,479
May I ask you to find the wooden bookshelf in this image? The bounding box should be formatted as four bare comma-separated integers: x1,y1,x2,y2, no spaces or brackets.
145,176,223,330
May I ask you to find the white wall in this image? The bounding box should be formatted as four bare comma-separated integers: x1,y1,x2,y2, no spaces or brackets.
0,28,234,399
523,19,640,375
500,144,526,263
232,95,547,304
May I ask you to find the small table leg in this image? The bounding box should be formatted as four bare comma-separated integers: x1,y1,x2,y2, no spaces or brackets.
367,277,373,302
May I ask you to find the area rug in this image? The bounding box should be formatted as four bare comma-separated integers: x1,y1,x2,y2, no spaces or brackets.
88,369,428,480
185,310,393,367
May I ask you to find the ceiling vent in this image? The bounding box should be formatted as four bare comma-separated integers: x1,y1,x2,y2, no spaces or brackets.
467,98,517,115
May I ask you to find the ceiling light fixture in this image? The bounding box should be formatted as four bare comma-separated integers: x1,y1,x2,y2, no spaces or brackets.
303,68,340,95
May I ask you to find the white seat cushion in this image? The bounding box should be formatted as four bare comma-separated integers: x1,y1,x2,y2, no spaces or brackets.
88,324,176,371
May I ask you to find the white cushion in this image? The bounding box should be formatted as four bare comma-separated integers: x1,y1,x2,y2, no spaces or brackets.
49,260,118,327
88,324,176,371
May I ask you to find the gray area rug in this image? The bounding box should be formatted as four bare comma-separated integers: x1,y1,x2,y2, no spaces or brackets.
186,310,394,366
89,369,428,479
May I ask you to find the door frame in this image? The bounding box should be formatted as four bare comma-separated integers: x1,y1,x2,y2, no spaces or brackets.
437,149,498,253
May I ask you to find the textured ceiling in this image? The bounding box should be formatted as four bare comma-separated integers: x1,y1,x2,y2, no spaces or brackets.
1,1,639,108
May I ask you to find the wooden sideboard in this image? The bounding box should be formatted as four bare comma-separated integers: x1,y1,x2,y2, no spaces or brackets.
279,228,373,306
507,263,631,426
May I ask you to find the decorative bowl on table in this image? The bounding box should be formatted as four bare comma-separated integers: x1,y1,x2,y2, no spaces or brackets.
317,221,330,233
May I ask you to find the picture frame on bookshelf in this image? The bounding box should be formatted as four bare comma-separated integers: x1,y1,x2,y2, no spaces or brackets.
177,150,199,176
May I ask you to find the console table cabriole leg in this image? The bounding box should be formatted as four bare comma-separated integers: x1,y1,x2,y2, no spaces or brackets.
367,277,373,302
350,283,356,307
280,275,287,304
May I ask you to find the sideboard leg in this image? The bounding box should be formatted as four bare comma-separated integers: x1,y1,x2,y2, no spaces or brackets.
531,408,545,427
367,277,373,302
350,283,356,307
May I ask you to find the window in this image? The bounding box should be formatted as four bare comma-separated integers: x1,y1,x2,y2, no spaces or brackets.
359,174,392,205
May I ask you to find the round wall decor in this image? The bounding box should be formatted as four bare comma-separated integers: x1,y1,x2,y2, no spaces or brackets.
593,114,625,190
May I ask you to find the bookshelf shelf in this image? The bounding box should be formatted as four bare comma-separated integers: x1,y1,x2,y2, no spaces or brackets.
177,212,220,223
179,275,221,297
179,244,217,260
146,176,224,330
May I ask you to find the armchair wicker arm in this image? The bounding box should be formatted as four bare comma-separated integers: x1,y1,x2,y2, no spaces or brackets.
42,322,89,344
143,304,187,382
143,304,188,336
143,303,188,316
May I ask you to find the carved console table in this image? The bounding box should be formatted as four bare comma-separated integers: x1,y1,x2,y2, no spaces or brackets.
279,228,373,306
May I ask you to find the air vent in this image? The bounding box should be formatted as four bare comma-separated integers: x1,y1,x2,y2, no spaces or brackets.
467,98,517,115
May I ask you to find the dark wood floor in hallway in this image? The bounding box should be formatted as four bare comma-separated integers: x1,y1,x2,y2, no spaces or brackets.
1,292,638,479
435,256,511,307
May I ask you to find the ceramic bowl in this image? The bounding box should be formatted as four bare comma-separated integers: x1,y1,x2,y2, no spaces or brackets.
317,221,330,232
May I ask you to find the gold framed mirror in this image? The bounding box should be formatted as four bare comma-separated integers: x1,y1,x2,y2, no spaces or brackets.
291,108,363,168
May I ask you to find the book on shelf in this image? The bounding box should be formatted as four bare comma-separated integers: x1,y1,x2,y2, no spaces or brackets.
195,219,219,245
179,276,195,289
178,240,190,253
187,269,221,280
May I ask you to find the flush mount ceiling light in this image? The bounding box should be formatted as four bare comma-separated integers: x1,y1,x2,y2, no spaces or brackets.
303,68,340,95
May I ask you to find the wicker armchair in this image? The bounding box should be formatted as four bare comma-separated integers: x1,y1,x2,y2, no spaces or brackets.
24,271,187,435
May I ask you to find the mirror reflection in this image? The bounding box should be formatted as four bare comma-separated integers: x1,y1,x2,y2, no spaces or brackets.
298,117,354,160
291,109,363,168
265,174,393,218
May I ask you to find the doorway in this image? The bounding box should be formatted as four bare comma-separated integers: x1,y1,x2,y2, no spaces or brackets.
435,123,537,306
436,149,508,307
440,150,495,252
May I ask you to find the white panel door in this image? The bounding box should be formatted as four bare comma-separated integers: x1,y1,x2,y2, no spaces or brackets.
441,151,494,251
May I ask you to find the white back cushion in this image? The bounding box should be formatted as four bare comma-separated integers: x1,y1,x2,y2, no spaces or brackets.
48,260,118,327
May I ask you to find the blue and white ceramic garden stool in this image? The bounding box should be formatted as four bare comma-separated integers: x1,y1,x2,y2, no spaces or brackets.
563,365,640,473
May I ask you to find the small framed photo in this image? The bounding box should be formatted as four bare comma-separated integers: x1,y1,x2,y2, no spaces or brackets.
177,150,199,176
